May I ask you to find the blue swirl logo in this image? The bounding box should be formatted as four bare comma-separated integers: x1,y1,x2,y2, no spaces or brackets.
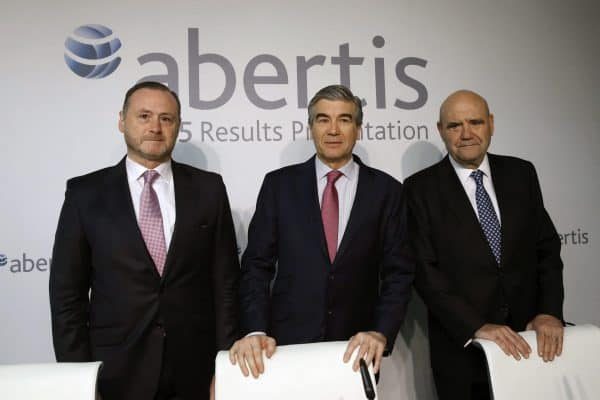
0,254,7,267
64,24,122,79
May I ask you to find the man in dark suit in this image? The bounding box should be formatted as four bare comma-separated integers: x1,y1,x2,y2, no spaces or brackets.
49,81,239,400
228,85,414,378
404,90,564,400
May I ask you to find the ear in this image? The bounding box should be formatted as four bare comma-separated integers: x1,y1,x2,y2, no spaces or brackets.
489,113,495,136
118,111,125,133
437,121,443,137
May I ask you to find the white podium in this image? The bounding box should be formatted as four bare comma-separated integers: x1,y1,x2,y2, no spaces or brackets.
0,361,102,400
474,324,600,400
215,341,377,400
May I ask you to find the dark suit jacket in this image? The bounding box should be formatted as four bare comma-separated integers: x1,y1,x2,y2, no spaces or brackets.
404,154,563,399
239,155,413,350
49,158,239,400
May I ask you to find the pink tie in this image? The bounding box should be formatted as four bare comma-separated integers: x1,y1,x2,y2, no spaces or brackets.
139,170,167,276
322,170,343,263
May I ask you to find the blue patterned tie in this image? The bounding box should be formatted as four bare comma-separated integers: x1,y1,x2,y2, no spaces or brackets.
470,170,501,265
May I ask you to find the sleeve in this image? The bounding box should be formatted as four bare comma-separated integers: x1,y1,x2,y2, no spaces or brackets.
529,163,564,320
239,173,278,335
212,176,241,350
48,182,92,361
405,178,486,345
372,180,415,352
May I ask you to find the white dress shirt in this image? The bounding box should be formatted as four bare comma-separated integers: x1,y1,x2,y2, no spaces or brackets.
449,154,501,225
315,156,360,246
125,157,176,249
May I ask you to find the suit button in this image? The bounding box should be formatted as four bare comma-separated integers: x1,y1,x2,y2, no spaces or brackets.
327,310,333,316
155,323,166,337
329,274,334,281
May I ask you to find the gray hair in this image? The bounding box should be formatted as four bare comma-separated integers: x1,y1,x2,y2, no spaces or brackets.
307,85,363,126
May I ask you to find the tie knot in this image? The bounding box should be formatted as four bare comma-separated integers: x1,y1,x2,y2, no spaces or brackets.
326,170,343,184
143,170,160,185
470,169,484,185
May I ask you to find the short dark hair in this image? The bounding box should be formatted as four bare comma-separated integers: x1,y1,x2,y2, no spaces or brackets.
307,85,363,126
122,81,181,119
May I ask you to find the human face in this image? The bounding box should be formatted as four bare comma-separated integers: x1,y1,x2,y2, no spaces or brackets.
119,88,180,169
437,91,494,169
310,99,359,169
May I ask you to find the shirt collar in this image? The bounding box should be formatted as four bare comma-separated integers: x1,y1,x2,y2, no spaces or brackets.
448,153,492,185
125,156,173,184
315,156,357,181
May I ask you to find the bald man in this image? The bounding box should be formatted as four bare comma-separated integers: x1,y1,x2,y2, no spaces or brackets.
403,90,564,400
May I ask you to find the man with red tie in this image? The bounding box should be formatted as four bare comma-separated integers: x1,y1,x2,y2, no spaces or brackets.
49,81,240,400
229,85,414,379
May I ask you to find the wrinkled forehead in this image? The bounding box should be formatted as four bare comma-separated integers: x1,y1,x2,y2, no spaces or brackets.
439,91,489,122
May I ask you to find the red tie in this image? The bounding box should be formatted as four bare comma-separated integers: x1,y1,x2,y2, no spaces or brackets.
322,170,343,262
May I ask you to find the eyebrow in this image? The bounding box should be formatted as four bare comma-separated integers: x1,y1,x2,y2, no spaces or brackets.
135,109,176,117
315,113,354,120
445,118,485,128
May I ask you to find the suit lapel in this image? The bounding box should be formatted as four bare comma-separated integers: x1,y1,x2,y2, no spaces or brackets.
298,157,331,262
161,160,190,280
335,156,371,266
488,154,512,268
438,156,480,231
437,156,498,267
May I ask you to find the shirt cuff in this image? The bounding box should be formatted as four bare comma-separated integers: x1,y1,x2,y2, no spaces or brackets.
246,331,267,337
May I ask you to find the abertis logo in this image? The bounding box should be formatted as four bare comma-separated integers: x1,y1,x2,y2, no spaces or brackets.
64,24,122,79
0,252,51,273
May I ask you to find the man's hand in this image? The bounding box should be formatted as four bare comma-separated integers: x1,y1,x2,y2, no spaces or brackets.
475,324,532,360
209,375,215,400
228,335,277,378
526,314,564,362
343,331,387,373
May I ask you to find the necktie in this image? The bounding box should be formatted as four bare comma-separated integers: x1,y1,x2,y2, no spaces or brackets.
470,170,501,265
139,170,167,275
322,170,343,263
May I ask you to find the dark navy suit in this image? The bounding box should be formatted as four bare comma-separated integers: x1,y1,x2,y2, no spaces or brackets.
239,155,414,351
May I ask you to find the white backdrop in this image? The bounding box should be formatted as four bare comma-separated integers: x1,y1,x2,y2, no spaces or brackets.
1,1,598,399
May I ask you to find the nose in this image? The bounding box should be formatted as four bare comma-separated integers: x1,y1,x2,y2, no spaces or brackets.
149,116,162,133
328,120,340,135
460,122,472,139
